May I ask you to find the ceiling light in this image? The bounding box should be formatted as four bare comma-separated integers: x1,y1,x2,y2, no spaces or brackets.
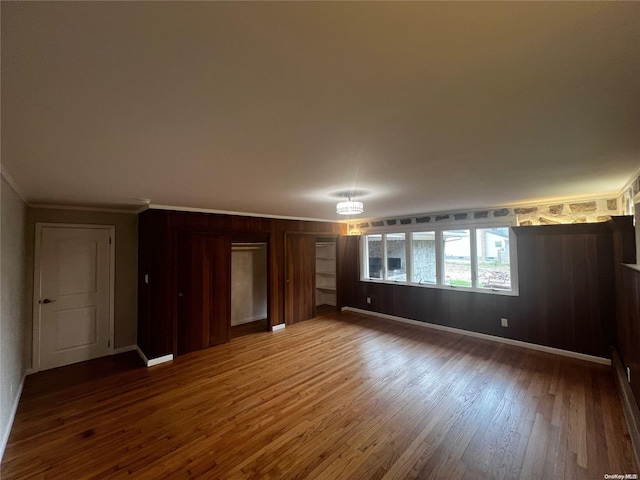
336,197,364,215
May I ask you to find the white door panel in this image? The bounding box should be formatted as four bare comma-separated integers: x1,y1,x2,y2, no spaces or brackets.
36,226,113,370
57,238,99,296
53,306,98,350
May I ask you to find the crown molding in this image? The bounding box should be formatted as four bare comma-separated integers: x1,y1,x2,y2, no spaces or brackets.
0,165,28,203
149,204,339,223
29,204,142,214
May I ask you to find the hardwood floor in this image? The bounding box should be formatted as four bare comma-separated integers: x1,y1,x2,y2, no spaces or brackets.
2,311,637,479
230,319,269,339
315,303,338,318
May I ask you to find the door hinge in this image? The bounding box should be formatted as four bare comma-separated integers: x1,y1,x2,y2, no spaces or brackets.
108,339,111,348
109,237,112,245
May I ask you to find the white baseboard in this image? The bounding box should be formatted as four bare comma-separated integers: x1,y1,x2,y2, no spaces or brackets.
147,354,173,367
135,346,173,367
342,307,611,366
272,324,286,331
135,346,149,365
0,371,27,463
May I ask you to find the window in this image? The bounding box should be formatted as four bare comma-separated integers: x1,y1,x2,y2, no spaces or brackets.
385,233,406,281
365,234,383,279
361,223,518,295
476,227,511,291
443,229,471,287
411,231,436,284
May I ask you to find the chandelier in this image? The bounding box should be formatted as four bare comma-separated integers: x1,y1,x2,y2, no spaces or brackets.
336,196,364,215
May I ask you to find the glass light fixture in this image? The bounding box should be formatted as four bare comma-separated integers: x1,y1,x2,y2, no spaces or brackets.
336,196,364,215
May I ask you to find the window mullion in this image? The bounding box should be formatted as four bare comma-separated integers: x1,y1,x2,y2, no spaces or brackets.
406,232,413,283
470,228,478,288
361,235,368,279
509,227,519,294
435,230,444,285
382,234,388,280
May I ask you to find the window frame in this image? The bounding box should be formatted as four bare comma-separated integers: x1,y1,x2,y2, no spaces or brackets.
442,227,473,288
409,230,439,286
360,219,519,296
384,232,407,282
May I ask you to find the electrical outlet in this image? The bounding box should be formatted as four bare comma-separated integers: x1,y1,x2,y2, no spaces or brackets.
627,366,631,383
501,318,508,327
366,297,372,304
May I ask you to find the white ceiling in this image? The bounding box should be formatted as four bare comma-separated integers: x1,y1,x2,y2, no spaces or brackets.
2,2,640,221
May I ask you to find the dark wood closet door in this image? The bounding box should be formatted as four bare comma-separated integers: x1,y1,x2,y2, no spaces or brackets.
177,234,231,355
285,234,316,324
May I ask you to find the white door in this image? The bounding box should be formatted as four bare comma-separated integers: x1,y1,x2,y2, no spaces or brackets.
35,225,113,370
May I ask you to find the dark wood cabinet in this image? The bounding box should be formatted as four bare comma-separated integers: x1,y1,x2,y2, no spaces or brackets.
137,209,345,361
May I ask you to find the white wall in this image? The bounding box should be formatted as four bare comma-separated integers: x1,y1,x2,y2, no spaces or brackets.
0,175,29,460
231,244,267,326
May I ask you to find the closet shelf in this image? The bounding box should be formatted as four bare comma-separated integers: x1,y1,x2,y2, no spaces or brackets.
316,287,336,293
316,241,337,307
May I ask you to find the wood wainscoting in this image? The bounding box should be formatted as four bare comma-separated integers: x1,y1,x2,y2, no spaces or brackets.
2,310,636,479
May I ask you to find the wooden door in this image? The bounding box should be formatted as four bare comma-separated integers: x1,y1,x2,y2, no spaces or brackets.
285,234,316,324
36,225,113,370
177,234,231,355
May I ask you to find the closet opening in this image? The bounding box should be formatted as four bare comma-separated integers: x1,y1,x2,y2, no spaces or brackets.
231,242,269,339
284,234,339,325
315,240,337,317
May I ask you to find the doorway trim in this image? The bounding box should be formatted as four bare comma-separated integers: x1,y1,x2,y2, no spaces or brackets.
32,223,116,372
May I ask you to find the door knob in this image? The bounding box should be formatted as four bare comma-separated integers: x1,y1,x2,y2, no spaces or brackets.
40,298,56,304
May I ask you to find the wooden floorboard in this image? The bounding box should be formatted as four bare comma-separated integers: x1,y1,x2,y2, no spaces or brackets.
1,311,637,479
230,319,269,339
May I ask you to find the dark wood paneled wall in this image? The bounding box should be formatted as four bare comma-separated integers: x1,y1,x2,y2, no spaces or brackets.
137,210,173,359
612,215,639,389
612,216,640,460
284,234,317,324
617,267,640,409
176,234,231,355
137,209,345,359
339,219,634,359
140,210,633,362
